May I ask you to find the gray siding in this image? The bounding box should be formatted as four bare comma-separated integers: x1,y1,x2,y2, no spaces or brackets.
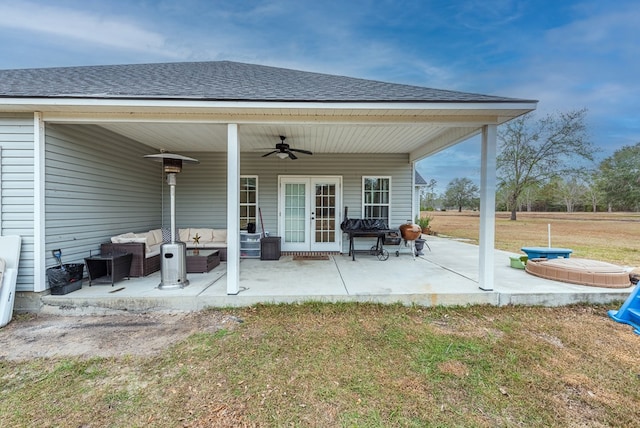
173,152,227,228
240,152,413,232
7,118,414,292
175,152,413,251
44,128,412,240
0,114,35,291
44,125,161,279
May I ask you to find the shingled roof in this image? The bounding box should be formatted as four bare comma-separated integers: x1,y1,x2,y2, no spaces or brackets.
0,61,534,103
415,170,428,185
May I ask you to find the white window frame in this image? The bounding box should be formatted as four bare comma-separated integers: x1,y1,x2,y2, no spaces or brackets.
240,175,258,230
362,176,391,224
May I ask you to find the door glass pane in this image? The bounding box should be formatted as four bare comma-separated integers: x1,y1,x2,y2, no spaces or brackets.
314,183,336,243
285,183,306,243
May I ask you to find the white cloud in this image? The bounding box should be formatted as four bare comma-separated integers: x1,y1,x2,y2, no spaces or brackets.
0,1,179,58
454,0,525,30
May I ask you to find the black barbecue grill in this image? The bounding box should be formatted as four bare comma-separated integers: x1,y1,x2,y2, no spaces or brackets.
340,217,399,261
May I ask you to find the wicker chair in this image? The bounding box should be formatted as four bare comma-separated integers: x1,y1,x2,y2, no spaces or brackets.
100,242,160,277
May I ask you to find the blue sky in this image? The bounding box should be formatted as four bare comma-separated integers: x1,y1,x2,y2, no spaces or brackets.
0,0,638,193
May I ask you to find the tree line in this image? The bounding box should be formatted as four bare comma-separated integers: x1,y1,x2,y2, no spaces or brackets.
420,109,640,219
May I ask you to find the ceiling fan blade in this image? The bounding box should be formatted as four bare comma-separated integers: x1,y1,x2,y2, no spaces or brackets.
289,148,313,155
261,150,278,157
287,151,298,160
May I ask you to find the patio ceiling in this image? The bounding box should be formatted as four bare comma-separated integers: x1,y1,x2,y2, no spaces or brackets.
98,122,473,159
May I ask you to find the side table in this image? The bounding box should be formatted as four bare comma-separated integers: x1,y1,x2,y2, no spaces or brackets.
260,236,281,260
85,252,133,286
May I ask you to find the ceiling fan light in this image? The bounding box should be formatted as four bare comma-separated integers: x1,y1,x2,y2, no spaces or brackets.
276,152,288,159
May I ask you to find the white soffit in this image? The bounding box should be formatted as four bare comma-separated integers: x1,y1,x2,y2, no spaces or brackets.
17,98,534,156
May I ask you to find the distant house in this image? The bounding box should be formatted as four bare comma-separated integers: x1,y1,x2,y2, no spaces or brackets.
0,61,537,295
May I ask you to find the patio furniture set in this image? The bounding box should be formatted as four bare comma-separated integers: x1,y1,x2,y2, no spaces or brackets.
100,227,229,277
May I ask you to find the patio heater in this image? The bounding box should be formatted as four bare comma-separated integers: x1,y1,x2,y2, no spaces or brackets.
144,152,199,289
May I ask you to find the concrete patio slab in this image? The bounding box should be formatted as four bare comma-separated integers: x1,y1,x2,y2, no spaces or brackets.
35,236,635,315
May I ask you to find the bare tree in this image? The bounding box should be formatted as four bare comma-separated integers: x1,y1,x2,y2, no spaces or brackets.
584,173,603,212
556,176,587,212
520,185,540,212
497,109,596,220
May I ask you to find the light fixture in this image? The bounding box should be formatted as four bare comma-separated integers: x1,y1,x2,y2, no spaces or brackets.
276,152,288,159
144,152,199,289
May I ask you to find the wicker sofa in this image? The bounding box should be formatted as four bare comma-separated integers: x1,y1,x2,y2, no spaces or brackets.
101,228,228,277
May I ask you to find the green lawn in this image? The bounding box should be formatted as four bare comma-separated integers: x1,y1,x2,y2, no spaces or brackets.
2,303,639,427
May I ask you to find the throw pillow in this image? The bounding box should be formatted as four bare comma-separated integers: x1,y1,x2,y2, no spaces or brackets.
179,229,191,242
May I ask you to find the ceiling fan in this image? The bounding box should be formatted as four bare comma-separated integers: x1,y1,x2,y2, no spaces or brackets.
261,136,313,160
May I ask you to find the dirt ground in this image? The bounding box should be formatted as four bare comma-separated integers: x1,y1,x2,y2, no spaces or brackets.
0,311,243,361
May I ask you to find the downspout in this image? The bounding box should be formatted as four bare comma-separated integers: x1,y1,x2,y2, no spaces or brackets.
33,112,46,292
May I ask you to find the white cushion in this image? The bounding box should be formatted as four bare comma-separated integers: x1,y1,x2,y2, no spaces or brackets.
189,228,214,242
146,244,161,258
150,229,163,245
212,229,227,243
179,229,190,242
135,232,155,247
111,232,135,243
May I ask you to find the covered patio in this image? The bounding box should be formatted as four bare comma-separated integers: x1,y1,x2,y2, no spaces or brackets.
0,61,539,298
36,236,633,315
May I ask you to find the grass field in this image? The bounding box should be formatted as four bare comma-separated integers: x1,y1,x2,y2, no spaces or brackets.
1,212,639,427
427,211,640,267
2,303,639,427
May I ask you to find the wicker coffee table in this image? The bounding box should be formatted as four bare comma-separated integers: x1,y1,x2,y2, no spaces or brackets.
185,249,220,273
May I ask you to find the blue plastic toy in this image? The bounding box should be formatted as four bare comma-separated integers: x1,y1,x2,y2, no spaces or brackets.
608,283,640,335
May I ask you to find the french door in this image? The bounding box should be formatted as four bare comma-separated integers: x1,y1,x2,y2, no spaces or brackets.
279,176,342,252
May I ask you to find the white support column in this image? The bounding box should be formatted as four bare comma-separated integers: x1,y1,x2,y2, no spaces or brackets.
0,146,2,230
226,123,240,295
479,124,497,291
411,162,418,221
34,112,47,292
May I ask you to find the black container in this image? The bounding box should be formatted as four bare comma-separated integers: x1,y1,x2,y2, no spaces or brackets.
47,263,84,295
260,236,281,260
50,281,82,295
